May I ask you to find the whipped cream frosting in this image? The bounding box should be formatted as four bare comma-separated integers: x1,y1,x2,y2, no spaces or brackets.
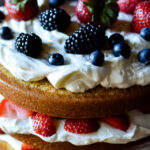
0,0,150,93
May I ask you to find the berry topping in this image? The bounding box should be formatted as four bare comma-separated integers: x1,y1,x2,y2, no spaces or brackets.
109,33,124,48
100,114,130,131
49,0,66,8
0,129,4,134
132,1,150,33
5,0,38,21
112,42,130,58
90,50,104,66
21,143,37,150
117,0,144,14
39,8,71,32
138,105,150,114
15,33,42,57
75,0,119,27
32,113,56,137
138,49,150,65
48,53,64,66
0,99,33,119
140,27,150,42
0,11,5,23
64,22,106,54
0,27,13,40
64,119,100,134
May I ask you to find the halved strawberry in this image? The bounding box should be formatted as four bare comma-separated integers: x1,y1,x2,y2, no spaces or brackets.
0,129,4,134
100,114,130,131
21,143,37,150
32,113,56,137
64,119,100,134
0,99,33,119
5,0,38,21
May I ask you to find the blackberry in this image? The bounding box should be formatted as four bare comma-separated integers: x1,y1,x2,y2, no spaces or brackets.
15,33,42,57
38,8,71,31
64,23,106,54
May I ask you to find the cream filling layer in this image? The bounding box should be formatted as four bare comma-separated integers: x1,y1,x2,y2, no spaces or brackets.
0,110,150,146
0,0,150,93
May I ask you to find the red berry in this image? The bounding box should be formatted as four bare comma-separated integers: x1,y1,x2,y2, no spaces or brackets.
132,1,150,33
32,113,56,137
100,114,130,131
117,0,145,14
0,129,4,134
5,0,38,21
76,0,92,24
64,119,100,134
0,99,33,119
21,143,37,150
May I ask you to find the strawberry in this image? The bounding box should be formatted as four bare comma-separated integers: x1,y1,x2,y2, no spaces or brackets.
32,113,56,137
100,114,130,131
117,0,145,14
75,0,119,27
5,0,38,21
21,143,37,150
132,1,150,33
64,119,100,134
138,105,150,114
0,129,4,134
0,99,33,119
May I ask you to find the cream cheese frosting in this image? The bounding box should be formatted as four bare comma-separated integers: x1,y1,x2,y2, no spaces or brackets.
0,0,150,93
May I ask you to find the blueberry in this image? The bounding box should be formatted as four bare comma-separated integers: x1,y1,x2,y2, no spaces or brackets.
138,49,150,65
109,33,124,48
140,27,150,41
49,0,65,8
0,11,5,23
48,53,64,66
0,27,13,40
90,50,104,66
112,42,130,58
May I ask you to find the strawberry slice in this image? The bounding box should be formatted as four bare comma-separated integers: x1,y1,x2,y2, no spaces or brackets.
5,0,38,21
100,114,130,131
138,105,150,114
21,143,38,150
0,129,4,134
0,99,33,119
32,113,56,137
64,119,100,134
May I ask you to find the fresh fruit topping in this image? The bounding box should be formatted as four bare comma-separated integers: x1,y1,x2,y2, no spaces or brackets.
49,0,66,8
0,11,5,23
100,114,130,131
64,119,100,134
32,113,56,137
64,22,106,54
117,0,144,14
75,0,119,27
15,33,42,57
138,49,150,65
140,27,150,41
0,99,33,119
0,27,13,40
5,0,38,21
109,33,124,48
90,50,104,66
132,1,150,33
112,42,130,58
138,105,150,114
48,53,64,66
21,143,37,150
0,129,4,134
39,8,71,31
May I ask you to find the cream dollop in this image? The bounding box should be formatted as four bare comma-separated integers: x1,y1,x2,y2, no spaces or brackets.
0,0,150,93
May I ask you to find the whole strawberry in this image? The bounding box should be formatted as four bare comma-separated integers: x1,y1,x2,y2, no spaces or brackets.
76,0,119,27
132,1,150,33
5,0,38,21
64,119,100,134
32,113,56,137
117,0,145,14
